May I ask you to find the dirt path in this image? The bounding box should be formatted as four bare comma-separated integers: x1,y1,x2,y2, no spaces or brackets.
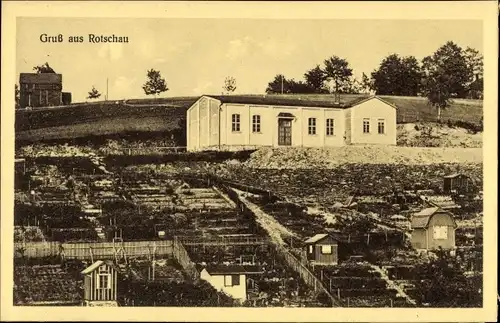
368,263,417,306
234,189,299,246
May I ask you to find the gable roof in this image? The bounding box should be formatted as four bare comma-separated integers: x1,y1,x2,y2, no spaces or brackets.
203,264,264,275
411,207,456,229
20,73,62,84
81,260,116,275
304,233,330,244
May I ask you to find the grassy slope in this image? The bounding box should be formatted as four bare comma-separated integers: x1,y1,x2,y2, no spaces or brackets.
15,94,482,142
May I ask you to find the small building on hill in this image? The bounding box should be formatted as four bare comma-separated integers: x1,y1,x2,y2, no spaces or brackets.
410,207,457,250
199,265,263,302
19,73,71,109
186,95,397,151
443,173,475,194
304,233,339,265
81,260,119,306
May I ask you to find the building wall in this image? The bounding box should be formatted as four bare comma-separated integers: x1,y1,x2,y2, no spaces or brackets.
20,83,62,109
313,243,338,265
410,228,428,249
426,213,456,250
200,269,247,301
350,98,397,145
85,264,117,302
187,101,199,151
344,108,352,145
219,104,345,149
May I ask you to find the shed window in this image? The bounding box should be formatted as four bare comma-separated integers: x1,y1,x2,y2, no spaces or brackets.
308,245,313,254
363,118,370,133
308,118,317,135
433,226,448,240
321,245,333,254
252,115,261,133
326,118,335,136
224,274,240,286
232,114,240,132
378,119,385,134
97,274,111,289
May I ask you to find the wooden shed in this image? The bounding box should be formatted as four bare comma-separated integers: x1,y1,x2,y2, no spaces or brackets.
304,233,338,265
443,173,474,194
410,207,457,251
81,260,119,306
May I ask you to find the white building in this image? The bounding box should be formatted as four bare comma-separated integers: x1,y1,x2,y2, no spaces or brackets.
199,265,263,302
186,95,397,151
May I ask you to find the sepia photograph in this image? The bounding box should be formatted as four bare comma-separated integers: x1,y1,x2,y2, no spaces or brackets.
1,1,497,322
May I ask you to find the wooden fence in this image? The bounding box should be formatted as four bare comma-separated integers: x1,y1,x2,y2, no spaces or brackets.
172,237,199,281
177,235,269,246
14,240,173,260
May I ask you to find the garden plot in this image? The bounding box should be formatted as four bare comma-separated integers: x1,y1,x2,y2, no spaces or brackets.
185,244,328,307
14,264,83,305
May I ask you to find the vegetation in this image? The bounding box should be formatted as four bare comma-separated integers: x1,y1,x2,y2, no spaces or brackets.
33,62,56,74
371,54,423,96
142,69,169,97
222,76,237,94
87,86,102,100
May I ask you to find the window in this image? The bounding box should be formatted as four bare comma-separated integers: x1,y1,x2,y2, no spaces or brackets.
224,274,241,286
97,274,111,289
231,114,240,132
433,226,448,240
326,119,335,136
308,118,317,135
252,115,261,133
363,118,370,133
321,245,333,254
378,119,385,134
308,245,313,254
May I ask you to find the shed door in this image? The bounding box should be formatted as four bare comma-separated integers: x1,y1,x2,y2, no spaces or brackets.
278,119,292,146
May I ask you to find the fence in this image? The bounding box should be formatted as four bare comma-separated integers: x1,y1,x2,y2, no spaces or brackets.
178,235,269,246
274,243,343,307
172,237,199,281
14,240,173,260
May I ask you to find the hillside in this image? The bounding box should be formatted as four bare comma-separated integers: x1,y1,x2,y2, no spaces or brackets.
15,94,483,144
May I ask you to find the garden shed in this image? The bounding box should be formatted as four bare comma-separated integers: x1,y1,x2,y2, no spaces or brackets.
199,265,263,302
443,173,474,194
304,233,339,265
410,207,457,251
81,260,119,306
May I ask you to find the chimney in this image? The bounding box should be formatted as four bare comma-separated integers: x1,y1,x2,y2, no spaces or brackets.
334,92,340,104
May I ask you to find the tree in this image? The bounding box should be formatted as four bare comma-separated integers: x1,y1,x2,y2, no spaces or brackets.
413,248,481,307
422,42,472,120
304,65,328,93
222,76,237,94
323,56,353,94
142,69,169,97
463,47,483,99
33,62,56,73
371,54,422,96
288,80,315,94
87,86,102,100
15,84,20,109
360,73,373,94
265,74,289,94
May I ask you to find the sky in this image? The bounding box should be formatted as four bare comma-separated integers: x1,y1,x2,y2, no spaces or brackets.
16,18,483,102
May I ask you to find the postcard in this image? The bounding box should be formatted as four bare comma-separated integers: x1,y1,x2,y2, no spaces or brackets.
1,1,497,322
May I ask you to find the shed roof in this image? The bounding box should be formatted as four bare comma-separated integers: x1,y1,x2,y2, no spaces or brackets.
20,73,62,84
203,95,381,109
304,233,329,244
444,173,468,179
410,207,456,229
81,260,116,275
204,265,264,275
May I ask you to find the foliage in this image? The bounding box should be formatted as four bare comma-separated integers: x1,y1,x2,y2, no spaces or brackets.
15,84,20,109
222,76,237,94
463,47,484,99
142,69,169,96
323,56,353,93
422,42,472,120
33,62,56,73
360,73,373,94
265,74,315,94
371,54,423,96
412,248,482,307
87,86,102,100
304,65,329,93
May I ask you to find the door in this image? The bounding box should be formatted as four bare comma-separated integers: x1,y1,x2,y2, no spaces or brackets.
278,119,292,146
